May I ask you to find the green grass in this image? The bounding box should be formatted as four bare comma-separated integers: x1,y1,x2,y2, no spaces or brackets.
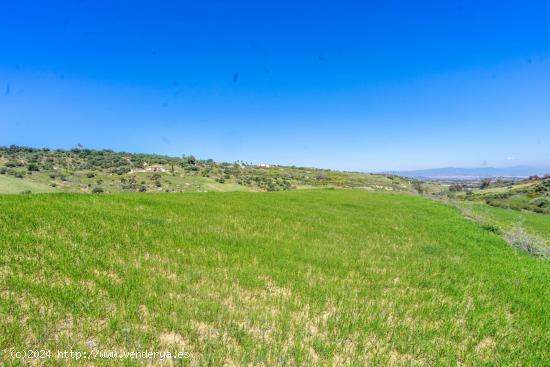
454,201,550,248
0,174,58,194
1,190,549,365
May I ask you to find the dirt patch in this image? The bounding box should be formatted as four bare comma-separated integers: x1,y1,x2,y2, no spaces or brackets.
159,331,188,348
475,337,495,353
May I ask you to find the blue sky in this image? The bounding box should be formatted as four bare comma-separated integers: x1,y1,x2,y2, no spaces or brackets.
1,1,549,171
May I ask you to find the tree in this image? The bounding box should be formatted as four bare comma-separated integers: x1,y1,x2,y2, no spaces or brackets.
413,181,427,195
480,178,492,189
449,184,464,192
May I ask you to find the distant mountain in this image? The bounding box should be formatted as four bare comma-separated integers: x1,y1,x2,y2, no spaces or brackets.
390,166,550,180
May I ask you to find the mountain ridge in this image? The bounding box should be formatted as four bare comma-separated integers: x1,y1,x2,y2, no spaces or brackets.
389,165,550,180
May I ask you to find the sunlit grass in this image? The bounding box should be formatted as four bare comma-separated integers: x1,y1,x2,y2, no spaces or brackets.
1,190,549,365
455,201,550,249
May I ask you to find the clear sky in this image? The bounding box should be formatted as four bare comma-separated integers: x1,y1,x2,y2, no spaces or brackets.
1,1,549,171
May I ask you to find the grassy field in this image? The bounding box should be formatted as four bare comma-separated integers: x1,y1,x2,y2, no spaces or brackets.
453,201,550,250
1,190,549,365
0,175,57,194
0,170,251,195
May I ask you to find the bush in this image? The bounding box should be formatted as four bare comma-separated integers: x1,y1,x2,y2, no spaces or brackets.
27,163,39,172
449,184,464,192
115,166,131,175
504,226,549,258
92,187,104,194
5,160,20,168
87,172,96,178
487,192,512,200
139,185,147,192
531,197,549,208
20,190,32,195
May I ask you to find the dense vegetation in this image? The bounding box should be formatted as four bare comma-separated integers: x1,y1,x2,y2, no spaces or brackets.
1,190,549,365
0,145,411,194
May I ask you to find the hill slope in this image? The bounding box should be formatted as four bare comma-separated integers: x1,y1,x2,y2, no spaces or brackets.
1,190,549,365
452,177,550,214
0,145,411,194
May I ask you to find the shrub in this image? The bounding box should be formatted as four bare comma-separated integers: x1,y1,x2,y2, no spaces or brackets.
449,184,465,192
115,166,131,175
486,192,512,200
139,185,147,192
92,187,104,194
504,226,549,258
87,172,96,178
27,163,39,172
20,190,32,195
5,160,20,168
531,197,549,208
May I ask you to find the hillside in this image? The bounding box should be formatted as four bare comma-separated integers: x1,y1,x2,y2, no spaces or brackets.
0,145,411,194
451,177,550,214
1,190,549,365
